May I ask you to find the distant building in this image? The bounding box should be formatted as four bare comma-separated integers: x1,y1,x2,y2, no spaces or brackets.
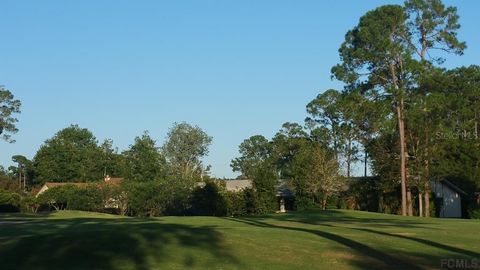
431,179,467,218
222,179,294,213
35,176,124,198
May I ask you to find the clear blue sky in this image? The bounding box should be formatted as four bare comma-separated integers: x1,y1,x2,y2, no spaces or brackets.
1,1,479,178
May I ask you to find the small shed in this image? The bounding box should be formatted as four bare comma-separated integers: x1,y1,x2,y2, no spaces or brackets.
431,179,467,218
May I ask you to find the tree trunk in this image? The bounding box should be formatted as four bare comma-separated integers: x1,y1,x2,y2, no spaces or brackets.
364,151,368,177
322,193,328,210
407,188,413,216
397,101,407,216
419,192,423,217
424,183,430,217
347,137,352,178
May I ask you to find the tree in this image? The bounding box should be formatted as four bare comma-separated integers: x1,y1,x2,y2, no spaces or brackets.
306,90,344,161
33,125,105,183
332,5,416,216
0,86,21,143
11,155,32,191
271,122,309,178
162,122,212,179
231,135,272,178
307,90,362,177
292,143,342,210
100,139,124,178
122,131,166,181
403,0,466,217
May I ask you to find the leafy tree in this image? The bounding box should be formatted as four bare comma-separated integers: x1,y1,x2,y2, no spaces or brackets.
307,90,362,177
122,132,166,181
10,155,32,190
292,143,342,210
100,139,124,178
33,125,105,183
231,135,272,178
332,4,417,216
403,0,466,217
271,122,309,178
162,122,212,179
0,86,21,143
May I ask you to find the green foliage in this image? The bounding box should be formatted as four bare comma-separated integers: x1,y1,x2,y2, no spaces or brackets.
223,191,247,216
124,180,176,217
0,188,21,212
467,204,480,219
122,132,166,181
33,125,109,183
163,122,212,178
291,143,342,210
36,184,105,212
231,135,272,178
190,181,227,216
0,86,21,143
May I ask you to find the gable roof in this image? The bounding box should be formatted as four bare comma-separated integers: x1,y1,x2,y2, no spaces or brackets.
224,179,252,191
439,179,468,196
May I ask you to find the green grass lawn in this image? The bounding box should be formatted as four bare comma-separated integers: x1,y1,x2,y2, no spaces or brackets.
1,210,479,270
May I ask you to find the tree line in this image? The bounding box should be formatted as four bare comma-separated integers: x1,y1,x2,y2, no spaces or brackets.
2,0,480,218
232,0,480,217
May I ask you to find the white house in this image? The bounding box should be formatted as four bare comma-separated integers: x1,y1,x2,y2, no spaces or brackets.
431,179,467,218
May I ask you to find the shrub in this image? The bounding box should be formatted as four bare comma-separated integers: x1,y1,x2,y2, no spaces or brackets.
21,195,40,213
190,181,227,216
37,184,103,211
468,204,480,219
124,180,175,217
0,188,21,212
294,196,317,211
224,191,247,216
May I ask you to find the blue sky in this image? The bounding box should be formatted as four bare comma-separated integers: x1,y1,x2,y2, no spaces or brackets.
1,1,479,178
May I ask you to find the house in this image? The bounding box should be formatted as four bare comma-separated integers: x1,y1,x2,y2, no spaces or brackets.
431,179,467,218
222,179,294,213
35,176,124,198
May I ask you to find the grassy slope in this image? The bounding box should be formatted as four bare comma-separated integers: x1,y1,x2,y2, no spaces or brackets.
0,210,479,270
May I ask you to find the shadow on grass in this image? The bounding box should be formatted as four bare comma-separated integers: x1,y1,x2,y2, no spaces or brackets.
345,226,480,258
275,210,434,229
277,210,480,259
0,217,239,270
227,217,423,270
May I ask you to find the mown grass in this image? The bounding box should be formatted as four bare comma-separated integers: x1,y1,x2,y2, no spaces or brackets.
0,210,479,270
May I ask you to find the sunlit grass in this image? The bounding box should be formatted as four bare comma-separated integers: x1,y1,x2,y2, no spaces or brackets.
1,210,479,270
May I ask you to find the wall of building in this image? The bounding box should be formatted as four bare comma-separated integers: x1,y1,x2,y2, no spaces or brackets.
431,181,462,218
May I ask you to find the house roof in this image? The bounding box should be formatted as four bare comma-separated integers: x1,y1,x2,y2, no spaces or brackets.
39,178,124,194
224,179,252,191
222,179,294,197
439,179,468,196
44,182,88,188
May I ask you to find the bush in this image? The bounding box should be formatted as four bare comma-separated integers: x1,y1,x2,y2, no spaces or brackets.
294,196,317,211
0,188,21,212
468,204,480,219
21,195,40,213
124,180,175,217
37,184,103,211
224,191,247,216
190,181,227,216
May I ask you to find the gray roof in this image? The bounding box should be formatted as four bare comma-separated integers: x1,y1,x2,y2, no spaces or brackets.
224,179,252,191
222,179,294,197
